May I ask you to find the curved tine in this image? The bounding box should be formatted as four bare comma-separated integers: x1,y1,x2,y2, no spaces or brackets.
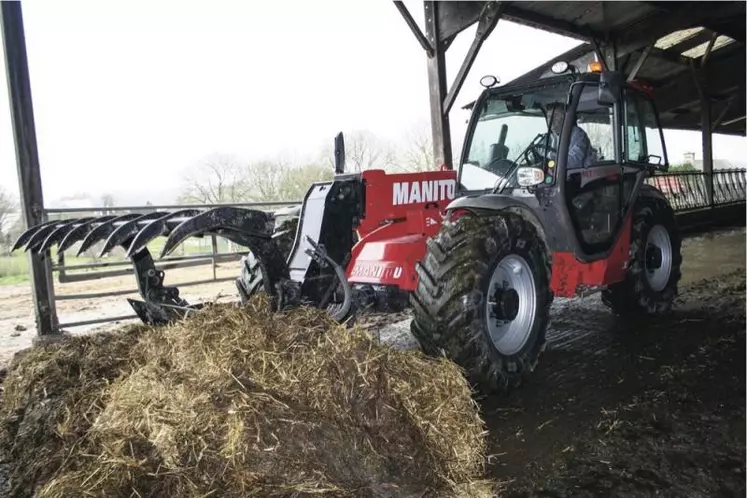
38,217,95,253
25,221,71,253
77,213,143,256
160,207,274,258
99,211,170,258
125,209,202,258
58,215,117,253
11,220,59,252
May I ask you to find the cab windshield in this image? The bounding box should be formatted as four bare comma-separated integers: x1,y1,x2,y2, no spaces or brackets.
460,82,569,191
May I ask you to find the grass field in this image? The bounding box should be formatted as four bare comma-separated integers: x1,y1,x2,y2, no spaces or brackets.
0,237,237,286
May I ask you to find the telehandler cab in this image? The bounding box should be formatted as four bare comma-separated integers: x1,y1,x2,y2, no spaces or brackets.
14,61,682,393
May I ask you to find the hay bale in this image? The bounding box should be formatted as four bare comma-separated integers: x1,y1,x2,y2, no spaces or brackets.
0,324,147,497
0,296,494,497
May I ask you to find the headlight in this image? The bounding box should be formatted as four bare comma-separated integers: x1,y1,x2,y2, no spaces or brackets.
516,167,545,187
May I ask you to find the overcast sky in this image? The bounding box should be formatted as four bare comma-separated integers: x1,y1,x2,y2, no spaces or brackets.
1,0,745,204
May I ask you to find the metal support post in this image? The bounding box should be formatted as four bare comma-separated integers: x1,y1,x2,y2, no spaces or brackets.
424,1,452,169
1,2,58,335
211,235,218,281
690,60,714,207
701,96,714,207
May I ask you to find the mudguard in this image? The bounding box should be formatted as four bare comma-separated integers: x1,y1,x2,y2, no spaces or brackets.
445,192,538,213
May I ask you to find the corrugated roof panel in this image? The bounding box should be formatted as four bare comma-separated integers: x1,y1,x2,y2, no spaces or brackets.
502,1,660,38
681,35,736,58
655,27,704,50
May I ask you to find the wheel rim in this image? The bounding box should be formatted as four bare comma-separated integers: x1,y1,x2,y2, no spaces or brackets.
644,224,673,292
485,254,537,356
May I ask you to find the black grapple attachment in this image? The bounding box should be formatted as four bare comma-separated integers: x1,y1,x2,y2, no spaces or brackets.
12,191,358,326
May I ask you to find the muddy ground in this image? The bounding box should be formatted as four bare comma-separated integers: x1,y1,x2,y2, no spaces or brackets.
485,268,745,497
370,228,746,497
0,228,744,496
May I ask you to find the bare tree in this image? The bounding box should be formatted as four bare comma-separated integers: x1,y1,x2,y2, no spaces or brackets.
101,193,115,208
179,153,250,204
279,164,334,200
242,160,335,203
0,187,17,243
243,159,293,203
397,123,434,173
321,130,397,173
100,193,116,214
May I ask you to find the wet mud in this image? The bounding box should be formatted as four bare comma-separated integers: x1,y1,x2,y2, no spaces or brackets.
481,232,745,497
364,228,746,497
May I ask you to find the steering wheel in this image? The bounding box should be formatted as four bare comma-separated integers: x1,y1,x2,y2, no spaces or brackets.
520,133,556,166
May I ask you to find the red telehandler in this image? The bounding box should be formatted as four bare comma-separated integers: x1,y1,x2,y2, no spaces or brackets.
14,61,682,392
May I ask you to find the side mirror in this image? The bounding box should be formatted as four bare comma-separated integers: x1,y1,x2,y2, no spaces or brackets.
598,71,623,106
648,154,662,166
334,132,345,174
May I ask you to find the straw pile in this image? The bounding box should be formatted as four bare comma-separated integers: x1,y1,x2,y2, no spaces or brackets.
0,296,494,497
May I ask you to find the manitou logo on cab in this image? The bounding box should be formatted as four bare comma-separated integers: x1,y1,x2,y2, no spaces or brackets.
392,179,456,206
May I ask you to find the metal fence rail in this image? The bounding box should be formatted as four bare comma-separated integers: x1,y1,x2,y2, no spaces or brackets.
16,169,746,331
645,169,746,211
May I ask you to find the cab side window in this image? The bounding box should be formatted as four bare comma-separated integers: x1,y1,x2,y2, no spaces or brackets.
576,84,615,164
625,91,665,166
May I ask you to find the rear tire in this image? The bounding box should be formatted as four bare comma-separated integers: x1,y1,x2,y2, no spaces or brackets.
602,195,682,316
410,212,552,393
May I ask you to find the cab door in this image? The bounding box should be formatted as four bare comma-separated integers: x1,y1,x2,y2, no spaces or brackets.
563,80,627,257
562,81,668,261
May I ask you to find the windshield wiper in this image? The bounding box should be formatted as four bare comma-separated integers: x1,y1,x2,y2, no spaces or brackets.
494,133,545,194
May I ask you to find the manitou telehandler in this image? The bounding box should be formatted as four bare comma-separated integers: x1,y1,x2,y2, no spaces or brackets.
14,60,682,393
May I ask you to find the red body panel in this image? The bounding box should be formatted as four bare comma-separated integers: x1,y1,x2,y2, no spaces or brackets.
549,216,632,298
345,169,634,298
346,169,457,291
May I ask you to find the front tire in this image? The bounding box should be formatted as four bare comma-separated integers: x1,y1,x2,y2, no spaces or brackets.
410,212,552,393
236,216,298,303
602,195,682,316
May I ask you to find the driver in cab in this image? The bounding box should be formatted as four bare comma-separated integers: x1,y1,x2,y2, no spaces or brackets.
544,102,596,170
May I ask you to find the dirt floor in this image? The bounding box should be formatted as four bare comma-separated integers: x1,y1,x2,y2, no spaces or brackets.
371,228,746,497
0,227,744,496
483,259,746,497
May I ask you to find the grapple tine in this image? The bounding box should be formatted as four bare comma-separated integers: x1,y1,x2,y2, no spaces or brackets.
58,215,117,253
38,217,95,253
11,220,58,252
160,207,274,258
25,221,70,253
125,209,202,258
77,213,143,256
98,212,170,258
